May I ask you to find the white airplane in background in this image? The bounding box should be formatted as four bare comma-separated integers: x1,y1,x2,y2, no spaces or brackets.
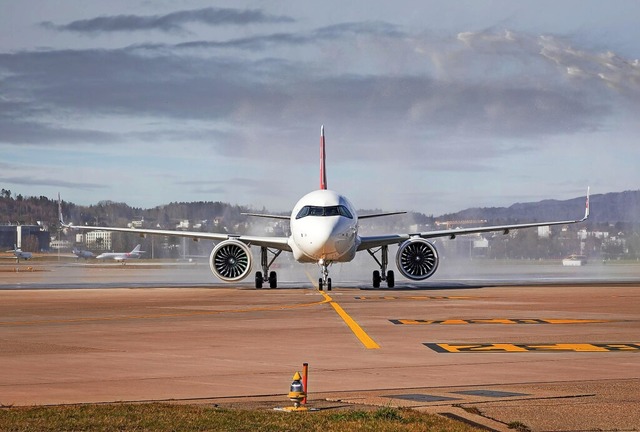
96,244,144,263
61,126,589,290
6,245,32,262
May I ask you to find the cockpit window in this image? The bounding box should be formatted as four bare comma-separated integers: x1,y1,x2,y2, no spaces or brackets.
295,205,353,219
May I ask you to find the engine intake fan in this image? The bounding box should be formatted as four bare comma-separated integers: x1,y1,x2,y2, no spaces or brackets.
396,238,439,280
209,239,252,282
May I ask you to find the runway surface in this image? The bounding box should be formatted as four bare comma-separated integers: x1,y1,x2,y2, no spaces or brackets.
1,259,639,431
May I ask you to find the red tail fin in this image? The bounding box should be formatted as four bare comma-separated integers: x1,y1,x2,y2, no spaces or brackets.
320,125,327,190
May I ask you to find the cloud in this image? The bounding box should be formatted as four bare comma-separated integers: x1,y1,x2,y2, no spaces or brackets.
539,36,640,96
455,29,640,96
0,119,118,145
0,174,107,190
41,7,295,34
155,21,404,51
1,25,638,168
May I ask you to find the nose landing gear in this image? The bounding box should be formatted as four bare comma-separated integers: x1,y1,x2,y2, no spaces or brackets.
317,259,332,291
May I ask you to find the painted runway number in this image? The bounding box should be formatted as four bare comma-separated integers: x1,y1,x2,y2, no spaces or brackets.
424,343,640,353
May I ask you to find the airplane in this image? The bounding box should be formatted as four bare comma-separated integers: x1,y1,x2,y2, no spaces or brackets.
95,244,144,263
6,244,33,262
60,126,590,290
72,247,95,260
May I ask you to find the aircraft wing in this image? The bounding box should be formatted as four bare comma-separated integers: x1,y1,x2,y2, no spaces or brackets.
359,211,407,219
64,225,292,252
241,212,290,220
358,189,590,251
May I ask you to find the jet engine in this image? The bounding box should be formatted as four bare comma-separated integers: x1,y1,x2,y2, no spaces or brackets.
209,239,253,282
396,238,439,280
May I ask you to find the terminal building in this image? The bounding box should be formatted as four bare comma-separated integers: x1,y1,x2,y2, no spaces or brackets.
78,230,112,251
0,224,51,251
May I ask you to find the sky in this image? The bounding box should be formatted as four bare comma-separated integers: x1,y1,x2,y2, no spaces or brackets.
1,1,639,216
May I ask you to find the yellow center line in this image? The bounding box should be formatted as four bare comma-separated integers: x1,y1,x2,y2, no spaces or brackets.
320,291,380,350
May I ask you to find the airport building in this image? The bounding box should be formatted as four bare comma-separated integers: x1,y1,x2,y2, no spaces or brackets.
0,224,51,251
50,239,72,250
80,230,112,251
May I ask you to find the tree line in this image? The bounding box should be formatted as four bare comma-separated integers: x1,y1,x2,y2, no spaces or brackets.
2,189,639,259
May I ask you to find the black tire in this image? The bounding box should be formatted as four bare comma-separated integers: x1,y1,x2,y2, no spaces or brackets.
386,270,395,288
373,270,381,288
318,278,324,291
327,278,332,291
269,271,277,289
255,271,263,289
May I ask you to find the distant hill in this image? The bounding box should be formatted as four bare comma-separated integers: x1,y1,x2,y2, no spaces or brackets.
438,190,640,224
2,189,639,230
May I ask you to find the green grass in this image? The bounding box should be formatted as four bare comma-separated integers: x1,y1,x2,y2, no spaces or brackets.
0,403,485,432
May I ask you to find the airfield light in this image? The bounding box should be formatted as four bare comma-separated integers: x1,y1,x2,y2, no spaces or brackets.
288,371,306,408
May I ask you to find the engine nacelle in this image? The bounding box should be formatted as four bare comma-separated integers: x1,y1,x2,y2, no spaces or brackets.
209,239,253,282
396,238,439,280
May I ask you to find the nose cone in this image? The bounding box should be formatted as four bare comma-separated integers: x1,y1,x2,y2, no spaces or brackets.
307,219,340,255
297,217,355,260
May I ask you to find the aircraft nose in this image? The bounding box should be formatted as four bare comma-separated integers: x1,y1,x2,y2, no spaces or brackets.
303,218,353,258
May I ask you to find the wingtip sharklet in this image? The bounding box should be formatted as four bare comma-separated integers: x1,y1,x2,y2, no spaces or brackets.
57,193,75,228
57,192,65,226
583,186,590,221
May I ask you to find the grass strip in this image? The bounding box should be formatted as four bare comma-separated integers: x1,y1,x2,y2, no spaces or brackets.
0,403,485,432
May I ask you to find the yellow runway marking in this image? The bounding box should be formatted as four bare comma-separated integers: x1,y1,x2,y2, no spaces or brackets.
0,297,332,327
321,291,380,350
305,268,379,349
425,343,640,353
391,318,614,325
355,295,473,301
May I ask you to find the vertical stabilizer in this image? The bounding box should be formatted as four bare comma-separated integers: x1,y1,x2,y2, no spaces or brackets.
320,125,327,190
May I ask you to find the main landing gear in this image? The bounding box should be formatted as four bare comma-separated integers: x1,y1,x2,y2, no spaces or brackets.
367,245,395,288
318,259,332,291
255,247,282,289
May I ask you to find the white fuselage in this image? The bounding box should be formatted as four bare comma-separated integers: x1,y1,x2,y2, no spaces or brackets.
12,250,32,260
96,252,139,261
288,189,360,263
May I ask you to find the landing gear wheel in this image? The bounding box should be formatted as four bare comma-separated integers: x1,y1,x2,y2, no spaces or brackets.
386,270,395,288
318,278,324,291
255,271,264,289
268,271,277,289
327,278,332,291
372,270,381,288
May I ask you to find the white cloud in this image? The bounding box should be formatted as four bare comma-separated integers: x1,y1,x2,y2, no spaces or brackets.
1,4,639,213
